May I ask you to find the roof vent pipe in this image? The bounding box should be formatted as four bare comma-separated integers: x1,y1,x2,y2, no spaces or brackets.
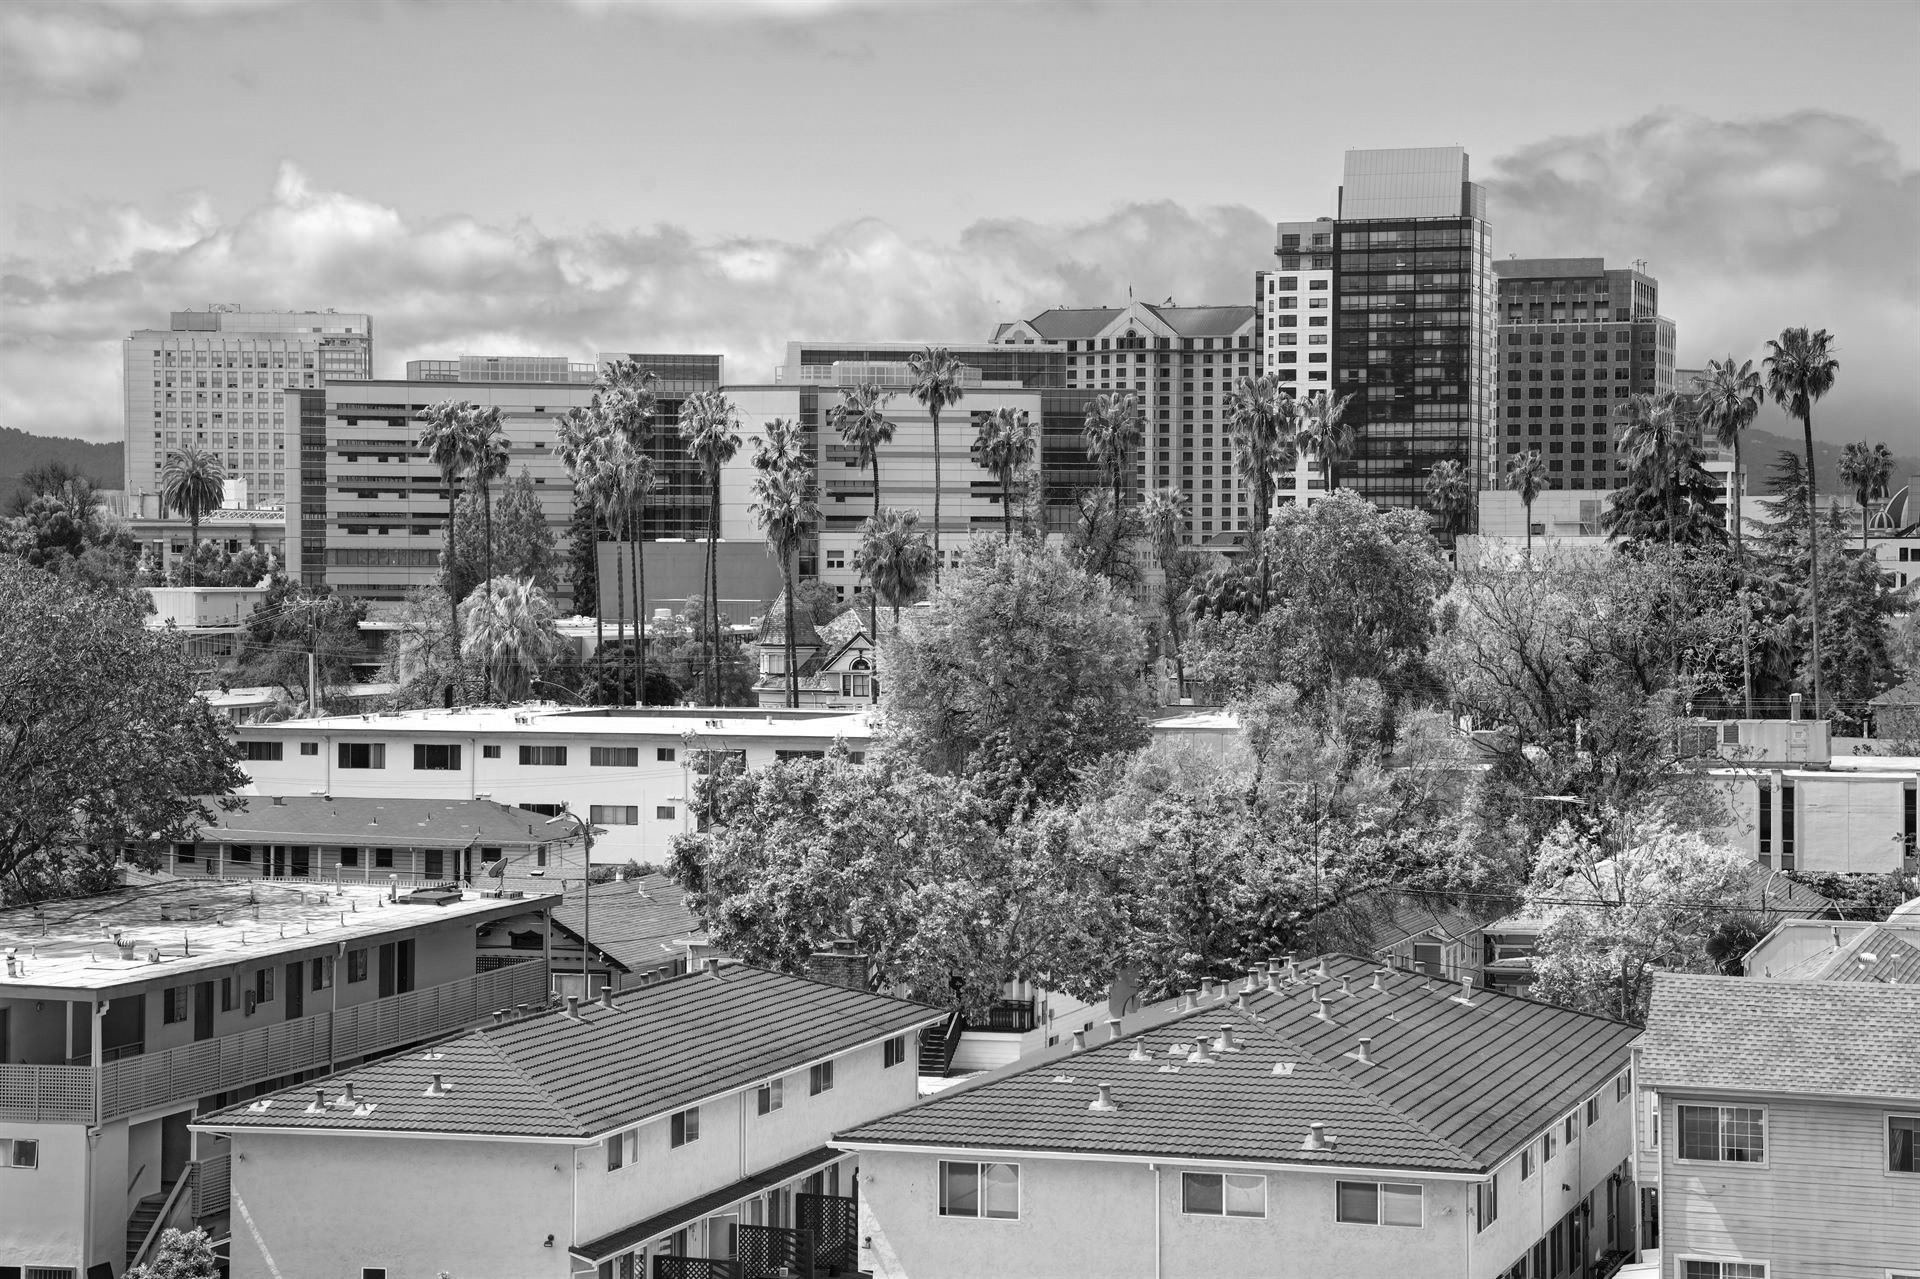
599,986,616,1010
1216,1025,1239,1053
1106,1017,1124,1042
1302,1122,1328,1151
341,1084,357,1106
1186,1036,1215,1064
1088,1082,1119,1112
1338,976,1352,996
565,995,582,1019
705,957,722,978
1128,1042,1153,1063
425,1073,449,1096
1354,1037,1373,1064
1070,1029,1088,1053
314,1088,327,1109
1370,970,1387,993
1312,998,1334,1024
1451,976,1477,1007
491,1010,506,1024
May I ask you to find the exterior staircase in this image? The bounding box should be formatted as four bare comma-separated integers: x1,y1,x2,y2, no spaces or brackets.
126,1183,173,1269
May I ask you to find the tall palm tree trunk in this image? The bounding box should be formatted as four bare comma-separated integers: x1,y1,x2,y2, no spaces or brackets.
188,509,201,587
613,542,628,706
1801,410,1824,720
1524,500,1533,561
1732,438,1753,719
707,471,721,706
784,548,799,709
870,455,882,703
444,481,459,704
592,520,606,706
629,515,642,707
482,482,495,702
930,406,943,588
1001,467,1013,543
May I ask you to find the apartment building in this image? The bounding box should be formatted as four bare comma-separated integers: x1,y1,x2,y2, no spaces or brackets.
194,963,944,1279
838,953,1643,1279
1271,147,1496,514
0,878,556,1278
229,705,874,864
123,306,372,512
1493,258,1677,493
1258,219,1339,405
1636,973,1920,1278
991,303,1261,544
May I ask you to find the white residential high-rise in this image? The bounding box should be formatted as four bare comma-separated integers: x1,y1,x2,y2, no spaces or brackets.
122,306,372,510
1256,219,1337,401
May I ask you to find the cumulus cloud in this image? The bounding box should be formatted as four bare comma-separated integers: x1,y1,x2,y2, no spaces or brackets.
0,8,144,97
0,162,1272,440
1484,109,1920,447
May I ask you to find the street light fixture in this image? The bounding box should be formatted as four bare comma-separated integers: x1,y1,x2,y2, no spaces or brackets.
545,810,596,998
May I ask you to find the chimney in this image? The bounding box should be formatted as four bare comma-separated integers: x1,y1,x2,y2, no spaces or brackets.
1088,1082,1119,1113
1353,1037,1373,1064
1199,979,1214,1001
1338,976,1353,996
341,1084,357,1107
705,957,723,978
1284,954,1299,982
1370,969,1387,993
312,1088,327,1110
1106,1017,1124,1042
1070,1029,1088,1053
806,944,869,992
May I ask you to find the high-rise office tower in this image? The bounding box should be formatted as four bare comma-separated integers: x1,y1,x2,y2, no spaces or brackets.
1493,258,1676,490
123,306,372,509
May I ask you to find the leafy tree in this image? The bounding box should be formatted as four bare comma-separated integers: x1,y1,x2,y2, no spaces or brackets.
1505,449,1548,560
973,405,1036,543
449,468,559,601
908,346,966,586
1695,355,1765,716
1423,458,1471,548
1295,390,1356,491
234,581,369,713
749,418,819,709
1837,439,1894,549
378,586,473,710
1604,392,1725,548
881,536,1147,812
5,461,107,518
1764,326,1840,718
1525,820,1756,1024
678,389,743,705
0,560,243,904
159,445,226,587
1187,492,1446,714
177,541,281,590
125,1227,219,1279
460,576,565,703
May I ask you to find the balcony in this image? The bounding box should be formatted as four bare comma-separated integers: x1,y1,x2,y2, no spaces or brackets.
0,960,549,1124
963,999,1037,1034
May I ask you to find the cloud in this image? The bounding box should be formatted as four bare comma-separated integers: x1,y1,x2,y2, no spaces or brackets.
1484,109,1920,446
0,8,144,97
0,162,1271,441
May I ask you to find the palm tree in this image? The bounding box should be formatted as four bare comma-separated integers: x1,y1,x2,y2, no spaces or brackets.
1142,484,1192,687
465,405,510,698
1423,458,1472,549
1504,450,1548,561
417,399,482,666
749,418,819,709
459,576,564,703
158,445,227,586
908,347,966,587
1224,373,1293,540
1838,440,1894,550
828,381,896,516
1765,327,1840,719
678,389,744,706
577,432,636,703
1082,390,1143,523
974,406,1036,542
598,360,659,703
1695,356,1764,716
1614,391,1702,546
857,507,935,629
1296,391,1356,491
555,400,608,695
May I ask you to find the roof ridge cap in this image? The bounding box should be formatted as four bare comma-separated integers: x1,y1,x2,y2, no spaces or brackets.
483,1020,599,1135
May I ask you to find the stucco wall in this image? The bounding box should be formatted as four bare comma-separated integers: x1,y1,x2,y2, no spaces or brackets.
0,1121,91,1272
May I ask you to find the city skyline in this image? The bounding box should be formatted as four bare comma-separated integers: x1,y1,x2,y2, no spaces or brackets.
2,0,1916,453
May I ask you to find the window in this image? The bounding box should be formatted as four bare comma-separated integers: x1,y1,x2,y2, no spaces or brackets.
655,806,676,821
482,744,502,759
938,1161,1019,1219
347,949,368,983
1475,1176,1498,1230
299,741,318,756
1182,1172,1265,1217
1521,1148,1535,1180
2,1137,39,1169
1565,1113,1580,1143
1890,1115,1919,1172
163,986,189,1024
1759,785,1773,864
220,977,233,1011
757,1078,784,1115
312,956,333,991
883,1035,908,1069
375,848,393,868
809,1061,834,1095
1617,1067,1633,1102
363,1270,388,1279
240,741,283,761
670,1107,700,1147
1335,1181,1421,1226
1780,785,1796,870
1678,1104,1766,1163
340,846,360,867
590,805,639,826
657,747,677,762
519,745,567,766
591,747,639,767
412,743,461,770
254,967,274,1003
1543,1131,1557,1162
1681,1263,1767,1279
607,1128,636,1171
1587,1095,1600,1125
338,742,385,769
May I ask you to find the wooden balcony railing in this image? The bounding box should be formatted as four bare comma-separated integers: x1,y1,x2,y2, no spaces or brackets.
0,961,549,1124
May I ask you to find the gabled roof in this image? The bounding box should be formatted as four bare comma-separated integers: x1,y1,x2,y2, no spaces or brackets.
198,964,943,1140
194,796,570,850
755,589,822,649
1022,308,1127,341
551,873,704,975
1639,972,1920,1101
1326,888,1504,953
1142,304,1256,337
1016,303,1256,343
837,954,1638,1174
1769,923,1920,984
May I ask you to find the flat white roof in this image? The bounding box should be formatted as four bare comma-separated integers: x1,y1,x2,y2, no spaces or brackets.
237,705,875,740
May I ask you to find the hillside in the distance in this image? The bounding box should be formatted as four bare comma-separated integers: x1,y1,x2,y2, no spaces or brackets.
1743,427,1920,496
0,427,123,500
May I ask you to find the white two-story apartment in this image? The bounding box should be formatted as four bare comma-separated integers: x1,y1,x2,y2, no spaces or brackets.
195,962,944,1278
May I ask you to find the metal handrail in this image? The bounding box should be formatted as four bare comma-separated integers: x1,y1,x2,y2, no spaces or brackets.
127,1162,148,1194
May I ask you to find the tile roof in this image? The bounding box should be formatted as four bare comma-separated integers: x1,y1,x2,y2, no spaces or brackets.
837,954,1638,1174
552,873,705,975
1639,972,1920,1101
195,796,573,850
573,1146,840,1262
198,964,943,1140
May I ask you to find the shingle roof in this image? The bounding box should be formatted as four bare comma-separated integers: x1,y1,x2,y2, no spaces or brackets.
1639,972,1920,1100
837,954,1638,1173
551,873,704,975
1141,304,1256,336
1022,308,1125,341
199,965,943,1139
195,795,566,850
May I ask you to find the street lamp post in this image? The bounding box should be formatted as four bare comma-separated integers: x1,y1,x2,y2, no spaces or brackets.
546,811,596,998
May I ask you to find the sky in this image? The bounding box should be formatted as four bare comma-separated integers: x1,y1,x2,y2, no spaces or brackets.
2,0,1916,451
